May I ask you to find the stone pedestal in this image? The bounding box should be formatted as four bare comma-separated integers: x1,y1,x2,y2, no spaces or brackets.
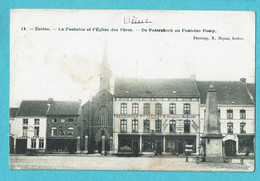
101,135,105,155
84,135,88,154
202,135,224,162
76,136,81,154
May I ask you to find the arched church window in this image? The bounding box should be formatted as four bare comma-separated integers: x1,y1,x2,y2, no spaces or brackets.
99,106,109,127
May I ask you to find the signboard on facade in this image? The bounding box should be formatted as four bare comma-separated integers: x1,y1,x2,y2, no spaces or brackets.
184,145,194,154
176,119,184,133
113,114,196,119
191,120,198,133
162,119,168,132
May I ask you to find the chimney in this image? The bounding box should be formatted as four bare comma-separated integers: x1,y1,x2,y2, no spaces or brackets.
48,98,53,104
190,74,196,80
240,78,246,83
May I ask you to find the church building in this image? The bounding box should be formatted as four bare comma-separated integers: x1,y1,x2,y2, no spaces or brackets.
82,50,113,153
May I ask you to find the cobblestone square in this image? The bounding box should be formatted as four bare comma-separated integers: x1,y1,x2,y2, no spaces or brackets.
9,155,254,172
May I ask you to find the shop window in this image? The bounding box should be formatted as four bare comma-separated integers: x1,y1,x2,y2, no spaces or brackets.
184,120,190,133
59,128,65,136
169,120,176,133
120,119,127,132
132,103,139,114
34,126,39,137
119,136,132,152
166,139,177,152
68,127,74,136
51,127,57,136
132,119,138,133
34,119,40,125
23,119,28,125
155,120,162,133
61,119,65,123
144,120,150,133
68,119,74,123
227,122,233,134
155,103,162,115
52,118,57,123
39,139,44,149
184,103,190,114
169,103,176,114
240,122,246,133
143,136,163,152
143,137,155,152
240,110,246,119
99,106,109,126
227,110,233,119
238,136,254,153
120,103,127,114
143,103,150,114
22,126,28,136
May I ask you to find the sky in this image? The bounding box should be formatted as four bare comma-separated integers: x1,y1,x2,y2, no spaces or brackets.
10,10,255,107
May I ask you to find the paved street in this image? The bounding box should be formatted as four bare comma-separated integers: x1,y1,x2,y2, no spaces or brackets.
9,155,254,172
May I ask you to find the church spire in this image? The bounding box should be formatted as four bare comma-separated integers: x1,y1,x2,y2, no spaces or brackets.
99,36,111,91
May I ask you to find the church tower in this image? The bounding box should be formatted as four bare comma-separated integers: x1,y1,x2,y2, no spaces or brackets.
99,39,112,91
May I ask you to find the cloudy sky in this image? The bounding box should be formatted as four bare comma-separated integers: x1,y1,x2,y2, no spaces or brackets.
10,10,255,107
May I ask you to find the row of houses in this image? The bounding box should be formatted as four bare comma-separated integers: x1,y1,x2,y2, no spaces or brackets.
10,99,82,154
9,58,255,157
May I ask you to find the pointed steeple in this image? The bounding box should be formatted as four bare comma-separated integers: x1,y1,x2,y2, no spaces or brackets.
99,36,111,91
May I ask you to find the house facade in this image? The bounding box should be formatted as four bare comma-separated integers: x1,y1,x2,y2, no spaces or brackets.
9,108,18,153
11,101,49,154
113,78,201,155
46,99,82,154
197,78,255,156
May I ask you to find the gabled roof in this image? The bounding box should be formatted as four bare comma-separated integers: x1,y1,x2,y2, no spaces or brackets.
9,108,18,118
46,101,80,116
196,81,255,105
114,78,200,98
16,101,49,117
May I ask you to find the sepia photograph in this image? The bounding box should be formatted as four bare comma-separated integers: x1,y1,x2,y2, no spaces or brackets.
9,9,255,171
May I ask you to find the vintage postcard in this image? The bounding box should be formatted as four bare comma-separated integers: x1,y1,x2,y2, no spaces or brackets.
10,9,255,171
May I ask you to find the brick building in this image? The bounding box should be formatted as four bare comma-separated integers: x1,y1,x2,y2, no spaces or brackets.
46,99,82,154
82,51,113,153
